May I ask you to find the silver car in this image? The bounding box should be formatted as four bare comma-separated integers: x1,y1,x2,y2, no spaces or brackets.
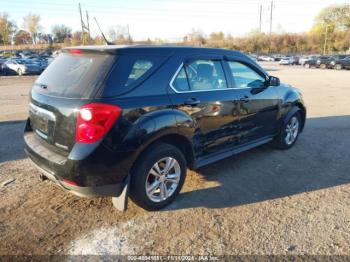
2,58,42,75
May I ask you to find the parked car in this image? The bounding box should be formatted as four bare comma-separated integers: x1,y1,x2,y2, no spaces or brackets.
328,55,350,69
2,58,42,75
279,56,299,65
24,46,306,211
258,55,275,62
272,55,283,62
299,55,318,65
303,56,323,68
0,56,7,75
31,57,49,71
331,56,350,70
315,56,332,69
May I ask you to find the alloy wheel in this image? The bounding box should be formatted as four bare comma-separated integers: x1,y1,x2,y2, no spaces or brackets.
145,157,181,202
285,116,299,145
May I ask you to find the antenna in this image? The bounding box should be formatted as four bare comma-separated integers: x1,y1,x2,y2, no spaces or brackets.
94,17,113,45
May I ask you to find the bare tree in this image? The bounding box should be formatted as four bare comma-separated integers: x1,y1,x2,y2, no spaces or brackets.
22,13,42,44
107,25,132,44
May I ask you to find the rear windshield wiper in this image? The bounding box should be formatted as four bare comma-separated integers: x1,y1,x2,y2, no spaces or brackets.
34,83,48,89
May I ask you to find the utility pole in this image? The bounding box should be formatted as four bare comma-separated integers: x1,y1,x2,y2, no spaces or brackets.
79,3,85,44
323,24,329,55
126,24,131,44
269,1,274,35
259,4,262,33
78,3,90,44
86,10,90,39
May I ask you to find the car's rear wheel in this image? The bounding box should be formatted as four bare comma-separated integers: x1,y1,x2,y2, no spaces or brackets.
304,63,310,68
130,143,187,211
319,64,326,69
335,64,343,70
274,111,301,150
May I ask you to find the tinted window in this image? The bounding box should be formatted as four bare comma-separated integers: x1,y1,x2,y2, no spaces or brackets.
172,59,227,92
228,61,266,89
102,55,166,97
126,60,153,86
34,53,114,98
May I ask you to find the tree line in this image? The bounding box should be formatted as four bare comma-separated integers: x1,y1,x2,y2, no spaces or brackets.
0,4,349,54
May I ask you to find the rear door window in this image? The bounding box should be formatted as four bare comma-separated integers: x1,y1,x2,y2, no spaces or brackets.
33,52,114,98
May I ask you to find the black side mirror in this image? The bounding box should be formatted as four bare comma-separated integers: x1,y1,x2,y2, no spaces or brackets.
268,76,280,86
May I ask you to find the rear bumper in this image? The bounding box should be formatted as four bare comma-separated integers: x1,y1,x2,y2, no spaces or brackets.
26,148,126,197
23,118,133,196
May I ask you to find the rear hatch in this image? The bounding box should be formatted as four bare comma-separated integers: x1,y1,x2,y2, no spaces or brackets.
29,50,114,153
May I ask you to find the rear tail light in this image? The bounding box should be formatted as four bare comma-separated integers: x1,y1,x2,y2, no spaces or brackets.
76,103,122,143
63,179,77,186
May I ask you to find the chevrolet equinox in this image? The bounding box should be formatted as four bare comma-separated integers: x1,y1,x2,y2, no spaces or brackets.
24,46,306,211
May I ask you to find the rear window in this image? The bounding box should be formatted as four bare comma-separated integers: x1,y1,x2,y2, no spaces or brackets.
33,52,114,98
101,55,166,97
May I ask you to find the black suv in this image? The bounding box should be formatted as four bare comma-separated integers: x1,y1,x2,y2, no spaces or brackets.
24,46,306,211
330,56,350,70
304,56,331,69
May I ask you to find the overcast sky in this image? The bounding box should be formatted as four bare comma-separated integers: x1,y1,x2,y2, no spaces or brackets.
1,0,347,40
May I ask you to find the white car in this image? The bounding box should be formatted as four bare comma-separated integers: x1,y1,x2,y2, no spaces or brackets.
299,55,318,65
259,56,274,62
279,57,293,65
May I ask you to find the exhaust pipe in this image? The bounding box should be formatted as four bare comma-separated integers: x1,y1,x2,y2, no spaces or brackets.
39,174,48,181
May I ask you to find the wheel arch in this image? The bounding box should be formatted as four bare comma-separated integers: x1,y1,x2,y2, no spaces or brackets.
130,131,195,175
283,103,306,133
295,102,306,132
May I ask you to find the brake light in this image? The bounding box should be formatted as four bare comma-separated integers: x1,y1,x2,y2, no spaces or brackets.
76,103,122,143
69,49,82,55
63,179,77,186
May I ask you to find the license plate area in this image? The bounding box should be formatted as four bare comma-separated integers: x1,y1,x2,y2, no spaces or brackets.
35,117,49,134
29,103,56,140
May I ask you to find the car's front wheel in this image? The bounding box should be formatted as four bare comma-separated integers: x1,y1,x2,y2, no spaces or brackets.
130,143,187,211
274,111,301,149
335,64,343,70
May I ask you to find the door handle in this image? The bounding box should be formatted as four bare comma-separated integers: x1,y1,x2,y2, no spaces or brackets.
240,96,249,103
184,98,200,106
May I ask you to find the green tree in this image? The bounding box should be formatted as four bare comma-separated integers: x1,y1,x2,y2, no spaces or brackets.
0,12,16,45
52,24,71,43
311,4,350,53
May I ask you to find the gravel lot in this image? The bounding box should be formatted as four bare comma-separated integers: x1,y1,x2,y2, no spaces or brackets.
0,63,350,255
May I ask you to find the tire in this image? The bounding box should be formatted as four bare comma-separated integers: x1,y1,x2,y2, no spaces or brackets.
273,111,302,150
335,64,342,70
17,68,23,76
319,64,326,69
130,142,187,211
304,63,310,69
